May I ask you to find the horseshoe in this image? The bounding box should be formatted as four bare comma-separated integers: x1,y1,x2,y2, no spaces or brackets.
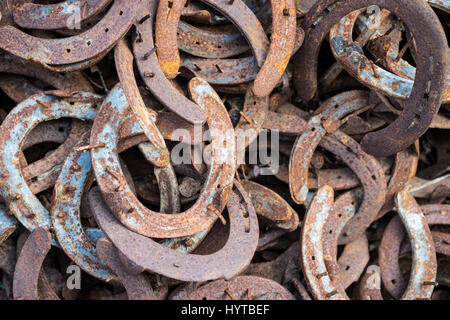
180,26,304,86
289,90,370,204
357,264,383,300
115,38,170,167
379,202,448,299
319,8,393,90
197,0,269,68
300,185,349,300
319,132,387,244
241,180,299,231
293,0,448,157
234,87,269,150
0,53,94,93
96,238,154,300
358,4,450,104
252,0,297,97
91,79,236,238
377,142,419,219
181,56,259,85
13,228,52,300
322,189,367,291
155,0,187,79
133,0,206,125
23,120,91,184
183,276,295,300
177,21,249,59
262,113,306,138
0,75,42,103
0,0,139,66
89,180,259,282
51,132,115,282
13,0,113,30
0,91,102,231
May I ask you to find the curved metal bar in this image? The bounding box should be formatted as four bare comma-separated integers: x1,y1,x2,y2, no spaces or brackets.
289,90,369,204
183,276,295,300
89,180,259,282
90,79,236,238
0,0,139,66
293,0,447,157
155,0,187,79
13,0,113,30
197,0,269,67
300,185,348,300
0,92,102,230
252,0,297,97
133,0,206,125
13,228,52,300
115,38,170,167
51,132,115,282
177,21,249,59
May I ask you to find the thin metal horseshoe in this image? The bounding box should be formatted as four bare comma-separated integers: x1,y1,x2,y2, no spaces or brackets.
12,0,113,30
252,0,297,97
294,0,448,157
89,180,259,282
96,238,154,300
115,38,170,167
300,185,349,300
0,91,102,231
90,79,236,238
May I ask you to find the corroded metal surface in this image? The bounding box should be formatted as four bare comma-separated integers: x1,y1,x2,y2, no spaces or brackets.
89,180,259,282
183,276,295,300
13,228,52,300
13,0,113,30
294,0,448,157
0,0,447,301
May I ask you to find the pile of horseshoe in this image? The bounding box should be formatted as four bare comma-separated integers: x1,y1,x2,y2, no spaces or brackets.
0,0,448,301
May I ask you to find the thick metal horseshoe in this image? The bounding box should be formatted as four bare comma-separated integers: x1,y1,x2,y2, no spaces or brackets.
0,91,102,231
89,180,259,282
90,79,236,238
